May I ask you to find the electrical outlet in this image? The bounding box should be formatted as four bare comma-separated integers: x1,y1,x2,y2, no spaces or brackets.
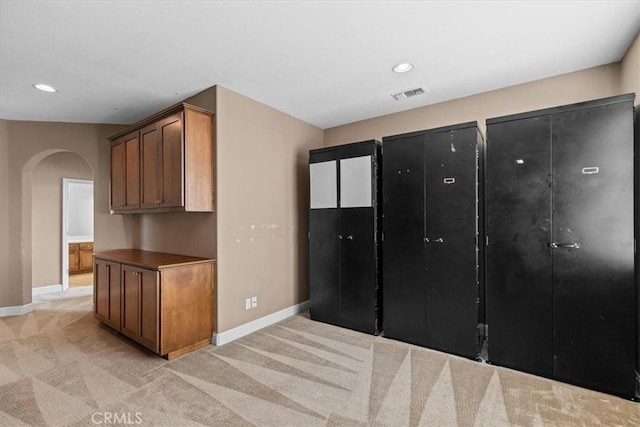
251,296,257,308
245,298,251,310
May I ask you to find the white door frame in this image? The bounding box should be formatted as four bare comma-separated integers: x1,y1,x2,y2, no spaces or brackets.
62,178,93,290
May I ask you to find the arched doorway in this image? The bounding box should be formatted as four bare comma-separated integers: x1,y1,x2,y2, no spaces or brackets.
22,149,94,300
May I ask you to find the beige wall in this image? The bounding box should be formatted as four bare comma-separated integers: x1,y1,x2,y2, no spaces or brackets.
128,85,324,333
216,86,324,332
0,120,9,306
1,120,130,308
620,32,640,103
31,152,92,288
324,63,624,146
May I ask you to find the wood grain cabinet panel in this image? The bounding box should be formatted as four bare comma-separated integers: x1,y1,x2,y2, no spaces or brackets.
94,250,214,360
79,244,93,271
69,243,79,274
120,266,140,340
110,143,125,209
109,103,214,214
159,113,184,208
110,131,140,212
140,124,162,208
94,258,121,331
138,268,159,352
69,242,93,274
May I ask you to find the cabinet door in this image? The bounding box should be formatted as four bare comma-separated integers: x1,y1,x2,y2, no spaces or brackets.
94,259,121,330
94,259,110,321
340,208,376,333
124,132,140,209
424,128,478,358
78,243,93,271
120,265,139,340
486,116,553,377
79,250,93,271
69,244,79,273
158,113,184,208
339,153,377,334
110,141,125,210
138,268,159,353
140,124,162,208
111,132,139,211
309,156,340,326
551,101,635,397
382,134,427,346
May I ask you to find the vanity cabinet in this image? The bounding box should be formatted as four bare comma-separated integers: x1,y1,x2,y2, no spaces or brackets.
109,103,214,214
69,242,94,274
93,249,215,359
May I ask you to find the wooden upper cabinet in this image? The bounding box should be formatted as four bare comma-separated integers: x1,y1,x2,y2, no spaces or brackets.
159,114,184,208
140,123,162,208
110,142,125,209
110,131,140,212
109,103,214,214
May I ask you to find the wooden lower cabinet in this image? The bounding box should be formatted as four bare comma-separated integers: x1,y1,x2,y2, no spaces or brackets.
94,259,121,331
121,265,159,352
78,243,94,271
93,249,214,359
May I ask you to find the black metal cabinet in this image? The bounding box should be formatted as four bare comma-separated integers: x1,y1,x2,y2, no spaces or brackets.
486,94,637,398
382,133,426,346
485,115,554,377
309,140,381,335
382,122,481,359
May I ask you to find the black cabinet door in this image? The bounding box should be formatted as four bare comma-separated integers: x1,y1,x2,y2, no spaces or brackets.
382,135,426,346
309,150,340,326
486,116,553,377
309,209,340,325
340,208,377,334
424,128,478,358
552,102,636,397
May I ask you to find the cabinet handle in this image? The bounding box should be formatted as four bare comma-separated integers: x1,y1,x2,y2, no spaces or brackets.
347,235,353,240
425,237,445,243
550,242,580,249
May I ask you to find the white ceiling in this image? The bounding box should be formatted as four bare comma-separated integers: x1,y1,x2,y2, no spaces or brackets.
1,1,639,129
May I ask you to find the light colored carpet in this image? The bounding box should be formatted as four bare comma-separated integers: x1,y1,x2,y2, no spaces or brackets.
0,288,637,426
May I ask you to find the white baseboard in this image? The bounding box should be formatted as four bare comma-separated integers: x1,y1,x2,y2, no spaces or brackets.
212,300,309,346
0,303,34,317
32,284,63,296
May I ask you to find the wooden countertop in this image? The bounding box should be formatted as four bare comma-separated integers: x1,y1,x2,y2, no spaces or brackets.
93,249,215,270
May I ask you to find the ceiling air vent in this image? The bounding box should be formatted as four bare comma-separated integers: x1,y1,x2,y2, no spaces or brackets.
391,86,428,101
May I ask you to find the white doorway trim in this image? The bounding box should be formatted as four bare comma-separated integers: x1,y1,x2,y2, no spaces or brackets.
62,178,93,291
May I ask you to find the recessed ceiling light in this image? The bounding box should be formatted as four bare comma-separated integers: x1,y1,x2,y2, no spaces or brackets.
392,63,413,73
32,83,57,93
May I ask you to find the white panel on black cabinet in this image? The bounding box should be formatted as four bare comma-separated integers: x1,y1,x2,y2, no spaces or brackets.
310,161,337,209
340,155,372,208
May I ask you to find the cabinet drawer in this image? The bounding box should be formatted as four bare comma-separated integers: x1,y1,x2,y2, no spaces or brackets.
79,242,93,251
69,243,79,253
